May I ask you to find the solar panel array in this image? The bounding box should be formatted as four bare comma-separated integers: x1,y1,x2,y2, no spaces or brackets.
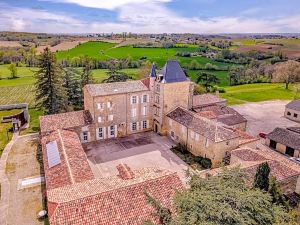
46,140,61,168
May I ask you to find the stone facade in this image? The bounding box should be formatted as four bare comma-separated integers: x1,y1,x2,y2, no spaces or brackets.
285,108,300,122
165,116,239,168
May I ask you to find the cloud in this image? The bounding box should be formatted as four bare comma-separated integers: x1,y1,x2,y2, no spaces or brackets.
40,0,172,10
0,1,299,33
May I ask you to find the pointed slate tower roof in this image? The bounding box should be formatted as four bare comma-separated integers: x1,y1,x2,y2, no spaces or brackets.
149,63,157,78
160,60,188,83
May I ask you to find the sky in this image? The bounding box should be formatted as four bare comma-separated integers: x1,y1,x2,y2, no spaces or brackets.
0,0,299,34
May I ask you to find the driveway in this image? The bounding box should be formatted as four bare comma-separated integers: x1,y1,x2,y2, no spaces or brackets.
232,100,299,136
84,131,189,183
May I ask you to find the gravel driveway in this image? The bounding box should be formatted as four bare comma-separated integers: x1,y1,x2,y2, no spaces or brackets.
231,100,299,136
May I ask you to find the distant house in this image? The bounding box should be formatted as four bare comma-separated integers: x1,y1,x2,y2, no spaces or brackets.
285,100,300,122
266,127,300,158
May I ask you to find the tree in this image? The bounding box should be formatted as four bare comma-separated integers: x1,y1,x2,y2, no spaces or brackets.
196,72,219,92
35,48,67,114
272,60,300,89
145,192,172,225
63,67,83,110
81,57,94,87
268,177,288,208
145,167,295,225
189,59,200,70
8,63,18,79
138,60,152,79
254,162,270,191
103,63,132,83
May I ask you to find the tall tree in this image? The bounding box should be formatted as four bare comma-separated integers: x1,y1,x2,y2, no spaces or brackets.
272,60,300,89
254,162,270,191
81,57,94,87
196,72,219,92
63,67,83,110
268,177,288,208
35,47,66,114
8,63,18,79
103,62,131,83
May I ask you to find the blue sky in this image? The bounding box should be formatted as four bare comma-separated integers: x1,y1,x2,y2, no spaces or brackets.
0,0,299,33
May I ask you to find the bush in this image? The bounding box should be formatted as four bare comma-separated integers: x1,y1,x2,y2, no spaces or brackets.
194,157,212,169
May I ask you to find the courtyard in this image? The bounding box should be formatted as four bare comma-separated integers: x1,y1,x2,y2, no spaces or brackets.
232,100,299,136
84,131,189,182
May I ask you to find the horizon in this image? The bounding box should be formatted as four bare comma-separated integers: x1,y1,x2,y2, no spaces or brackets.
0,0,300,33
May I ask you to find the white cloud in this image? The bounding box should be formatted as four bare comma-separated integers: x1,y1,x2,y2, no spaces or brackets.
41,0,172,10
0,1,299,33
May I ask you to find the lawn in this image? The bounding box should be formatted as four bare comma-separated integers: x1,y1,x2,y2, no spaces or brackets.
221,83,296,105
0,109,21,155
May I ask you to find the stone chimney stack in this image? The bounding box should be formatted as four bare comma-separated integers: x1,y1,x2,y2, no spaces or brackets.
117,164,135,180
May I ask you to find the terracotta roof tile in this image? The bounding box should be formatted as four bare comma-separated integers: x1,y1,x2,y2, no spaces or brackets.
41,130,94,190
48,168,184,225
85,80,149,96
40,110,93,133
167,107,239,142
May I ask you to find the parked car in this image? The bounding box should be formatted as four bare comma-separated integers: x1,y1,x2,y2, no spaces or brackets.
290,157,300,164
258,132,267,139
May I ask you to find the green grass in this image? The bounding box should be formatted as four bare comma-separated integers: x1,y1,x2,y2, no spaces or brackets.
221,83,296,105
188,70,229,87
0,109,21,155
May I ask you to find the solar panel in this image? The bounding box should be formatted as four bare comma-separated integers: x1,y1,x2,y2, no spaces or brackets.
46,140,61,168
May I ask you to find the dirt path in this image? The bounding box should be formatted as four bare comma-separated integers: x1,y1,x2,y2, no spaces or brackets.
4,134,45,225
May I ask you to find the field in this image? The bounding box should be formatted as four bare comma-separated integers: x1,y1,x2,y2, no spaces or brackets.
231,38,300,59
221,83,296,105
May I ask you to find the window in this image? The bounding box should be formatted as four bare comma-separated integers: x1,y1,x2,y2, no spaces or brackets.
155,95,160,104
107,101,112,109
98,117,102,123
98,128,103,138
205,138,209,148
131,96,137,104
108,115,113,121
132,108,137,117
142,106,147,116
171,131,175,138
287,111,291,116
142,94,148,103
142,120,147,129
110,125,115,136
132,122,137,131
155,107,160,116
97,103,104,110
294,113,298,118
83,132,88,141
156,84,160,92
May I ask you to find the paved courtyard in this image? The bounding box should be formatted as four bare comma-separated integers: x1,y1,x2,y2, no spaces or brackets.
84,131,189,182
232,100,299,136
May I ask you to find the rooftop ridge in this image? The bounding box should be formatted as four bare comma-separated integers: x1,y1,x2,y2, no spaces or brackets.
58,129,75,184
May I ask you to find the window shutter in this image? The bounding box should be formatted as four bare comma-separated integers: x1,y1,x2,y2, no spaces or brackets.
103,127,106,139
114,125,117,137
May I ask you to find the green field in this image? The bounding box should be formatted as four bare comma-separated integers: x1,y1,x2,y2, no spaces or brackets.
221,83,296,105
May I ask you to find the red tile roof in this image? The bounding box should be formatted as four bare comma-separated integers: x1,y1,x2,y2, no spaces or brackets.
48,168,184,225
39,110,93,133
41,129,94,190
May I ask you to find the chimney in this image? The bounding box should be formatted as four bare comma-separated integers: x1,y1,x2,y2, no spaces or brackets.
117,164,135,180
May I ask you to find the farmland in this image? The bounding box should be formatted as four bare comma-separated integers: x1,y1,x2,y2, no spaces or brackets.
221,83,297,105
